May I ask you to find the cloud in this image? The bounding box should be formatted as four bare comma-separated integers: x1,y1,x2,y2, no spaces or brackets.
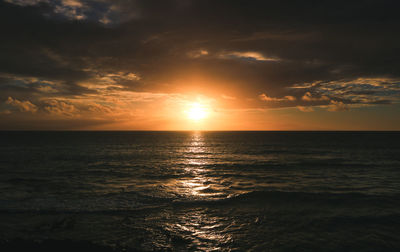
328,100,349,112
259,93,296,102
5,97,38,113
62,0,82,7
89,71,141,89
4,0,47,6
187,49,209,58
301,92,330,102
54,3,85,20
5,0,87,20
293,78,400,107
218,51,279,62
4,0,140,24
284,95,296,101
43,99,78,116
221,94,236,100
297,106,314,112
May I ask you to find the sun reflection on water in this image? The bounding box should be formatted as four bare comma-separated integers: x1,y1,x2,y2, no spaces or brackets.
184,132,208,166
162,132,233,249
165,131,226,198
165,208,233,251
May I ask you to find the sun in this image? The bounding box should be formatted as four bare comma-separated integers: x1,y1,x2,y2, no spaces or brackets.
186,102,208,121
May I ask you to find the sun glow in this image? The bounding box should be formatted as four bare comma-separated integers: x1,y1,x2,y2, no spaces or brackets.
186,102,208,121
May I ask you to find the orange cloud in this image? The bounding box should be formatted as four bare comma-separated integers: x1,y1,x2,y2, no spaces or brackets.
5,97,38,113
301,92,330,102
43,100,78,117
328,100,349,112
297,106,314,112
259,93,296,102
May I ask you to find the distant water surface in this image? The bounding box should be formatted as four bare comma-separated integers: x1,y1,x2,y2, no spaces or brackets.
0,131,399,251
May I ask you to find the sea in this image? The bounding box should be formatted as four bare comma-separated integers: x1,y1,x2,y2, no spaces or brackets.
0,131,399,251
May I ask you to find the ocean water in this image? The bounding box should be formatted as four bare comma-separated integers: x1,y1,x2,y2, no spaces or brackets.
0,131,399,251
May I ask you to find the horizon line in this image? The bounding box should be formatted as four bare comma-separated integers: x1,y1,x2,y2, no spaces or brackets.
1,130,399,132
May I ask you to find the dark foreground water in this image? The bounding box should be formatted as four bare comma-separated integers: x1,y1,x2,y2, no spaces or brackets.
0,131,399,251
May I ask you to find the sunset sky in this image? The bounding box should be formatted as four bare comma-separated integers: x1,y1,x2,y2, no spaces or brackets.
0,0,399,130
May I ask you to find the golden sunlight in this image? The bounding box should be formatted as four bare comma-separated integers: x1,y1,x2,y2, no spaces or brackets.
186,102,208,121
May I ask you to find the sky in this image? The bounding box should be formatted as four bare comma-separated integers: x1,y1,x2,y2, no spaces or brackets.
0,0,399,130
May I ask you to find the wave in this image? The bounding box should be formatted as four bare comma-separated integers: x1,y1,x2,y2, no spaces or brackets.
1,190,399,214
169,190,400,208
0,239,119,252
225,190,399,203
